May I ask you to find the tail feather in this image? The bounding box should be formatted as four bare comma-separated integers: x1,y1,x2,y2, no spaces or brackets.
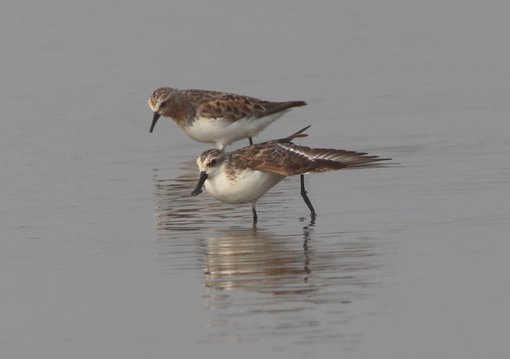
261,100,307,117
280,125,311,142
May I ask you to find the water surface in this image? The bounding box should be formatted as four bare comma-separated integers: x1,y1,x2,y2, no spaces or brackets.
1,1,510,358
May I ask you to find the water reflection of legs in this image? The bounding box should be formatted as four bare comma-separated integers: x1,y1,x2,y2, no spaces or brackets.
302,218,315,276
251,203,258,226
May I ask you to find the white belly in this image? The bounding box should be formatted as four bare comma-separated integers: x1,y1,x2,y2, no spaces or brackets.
185,112,290,149
205,169,284,204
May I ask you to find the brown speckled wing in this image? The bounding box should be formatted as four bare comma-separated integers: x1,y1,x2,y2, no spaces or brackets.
232,142,390,176
197,93,265,122
186,90,306,122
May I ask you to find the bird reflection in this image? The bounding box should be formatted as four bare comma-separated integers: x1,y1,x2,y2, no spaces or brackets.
203,227,313,295
153,162,383,346
153,163,378,302
152,162,317,296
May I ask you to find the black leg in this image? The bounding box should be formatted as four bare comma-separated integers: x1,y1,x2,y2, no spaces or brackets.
248,137,253,145
251,203,258,224
300,175,316,218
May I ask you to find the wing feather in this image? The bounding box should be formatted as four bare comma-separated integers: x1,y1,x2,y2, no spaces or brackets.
185,90,305,122
232,142,390,176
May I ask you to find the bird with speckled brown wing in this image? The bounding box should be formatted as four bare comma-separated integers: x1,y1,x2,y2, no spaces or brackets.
148,87,306,150
191,126,392,224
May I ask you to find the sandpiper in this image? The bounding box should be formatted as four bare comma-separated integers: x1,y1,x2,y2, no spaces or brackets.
148,87,306,150
191,126,391,224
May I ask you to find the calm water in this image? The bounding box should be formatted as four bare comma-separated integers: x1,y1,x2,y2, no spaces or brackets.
2,1,510,358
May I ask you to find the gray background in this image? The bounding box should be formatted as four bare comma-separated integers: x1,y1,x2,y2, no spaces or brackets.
1,1,510,358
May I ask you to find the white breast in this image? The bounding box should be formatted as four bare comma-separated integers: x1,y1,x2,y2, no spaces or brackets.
205,167,284,204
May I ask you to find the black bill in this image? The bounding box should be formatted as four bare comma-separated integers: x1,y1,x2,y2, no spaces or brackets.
149,112,161,133
191,171,208,196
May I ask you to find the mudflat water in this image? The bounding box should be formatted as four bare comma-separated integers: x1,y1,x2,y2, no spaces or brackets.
2,1,510,358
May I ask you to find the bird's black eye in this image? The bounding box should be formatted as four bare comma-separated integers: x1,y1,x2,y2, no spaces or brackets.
209,159,217,166
159,101,167,108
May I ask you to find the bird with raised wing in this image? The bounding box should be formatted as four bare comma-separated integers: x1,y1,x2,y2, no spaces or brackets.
191,126,391,224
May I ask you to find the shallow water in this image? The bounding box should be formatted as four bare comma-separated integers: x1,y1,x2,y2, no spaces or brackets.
2,1,510,358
